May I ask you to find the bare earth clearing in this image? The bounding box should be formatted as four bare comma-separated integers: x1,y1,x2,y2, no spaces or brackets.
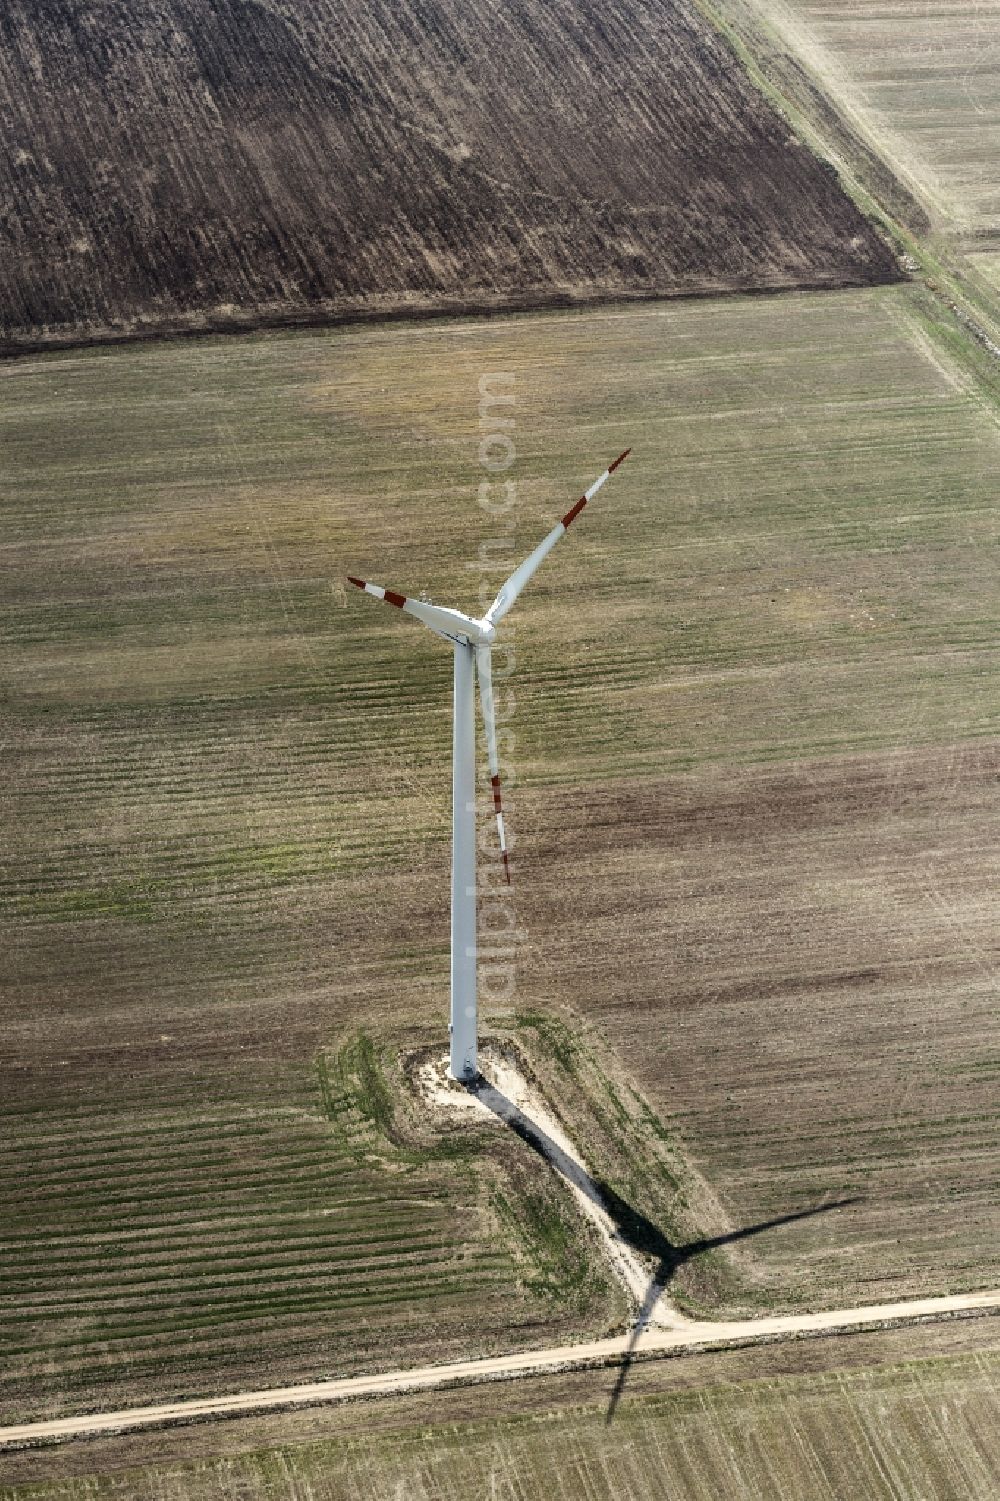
0,0,899,352
417,1048,678,1324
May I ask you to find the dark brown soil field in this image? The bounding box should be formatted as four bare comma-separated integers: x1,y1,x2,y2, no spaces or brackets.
0,0,900,352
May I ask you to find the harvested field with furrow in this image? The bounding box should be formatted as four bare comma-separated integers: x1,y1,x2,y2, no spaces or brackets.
2,283,999,1422
0,1063,613,1421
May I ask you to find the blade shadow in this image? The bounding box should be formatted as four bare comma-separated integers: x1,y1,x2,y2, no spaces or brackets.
605,1271,665,1425
468,1075,859,1424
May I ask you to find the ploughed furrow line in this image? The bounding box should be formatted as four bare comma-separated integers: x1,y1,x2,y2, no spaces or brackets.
0,829,437,903
1,763,444,813
0,1189,413,1244
3,1243,485,1323
0,1206,456,1266
0,1113,345,1162
7,716,440,774
3,1163,373,1221
0,1222,458,1285
0,1276,536,1412
0,1135,350,1189
711,1105,1000,1156
2,1265,517,1361
0,1133,350,1180
0,1197,460,1256
0,1299,484,1398
693,1114,1000,1164
6,752,445,804
0,1209,438,1264
24,1216,491,1284
1,1272,513,1374
0,1120,349,1173
4,1236,459,1308
0,1191,450,1245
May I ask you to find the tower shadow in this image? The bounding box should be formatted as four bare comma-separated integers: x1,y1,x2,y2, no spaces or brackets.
469,1075,859,1424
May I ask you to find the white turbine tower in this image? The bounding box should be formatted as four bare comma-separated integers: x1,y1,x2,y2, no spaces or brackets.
349,449,630,1080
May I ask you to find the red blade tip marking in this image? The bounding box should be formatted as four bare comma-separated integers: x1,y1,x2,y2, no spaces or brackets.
562,496,587,529
502,850,511,885
347,576,365,589
608,448,631,473
383,589,406,609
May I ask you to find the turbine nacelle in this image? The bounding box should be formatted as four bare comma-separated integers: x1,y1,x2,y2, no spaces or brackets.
347,448,631,889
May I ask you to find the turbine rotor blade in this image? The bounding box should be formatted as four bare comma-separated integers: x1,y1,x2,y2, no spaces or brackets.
476,644,510,884
485,449,630,625
347,576,480,641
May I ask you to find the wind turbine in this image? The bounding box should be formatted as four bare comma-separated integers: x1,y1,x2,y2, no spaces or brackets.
348,449,630,1080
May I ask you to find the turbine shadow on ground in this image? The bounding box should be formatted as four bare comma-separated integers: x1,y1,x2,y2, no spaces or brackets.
469,1076,859,1423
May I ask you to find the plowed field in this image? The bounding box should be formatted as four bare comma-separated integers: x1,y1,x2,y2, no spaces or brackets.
0,0,899,352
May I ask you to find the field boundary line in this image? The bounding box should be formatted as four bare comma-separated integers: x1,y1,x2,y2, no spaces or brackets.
696,0,1000,385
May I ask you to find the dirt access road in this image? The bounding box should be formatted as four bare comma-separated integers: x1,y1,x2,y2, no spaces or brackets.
2,1290,999,1450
